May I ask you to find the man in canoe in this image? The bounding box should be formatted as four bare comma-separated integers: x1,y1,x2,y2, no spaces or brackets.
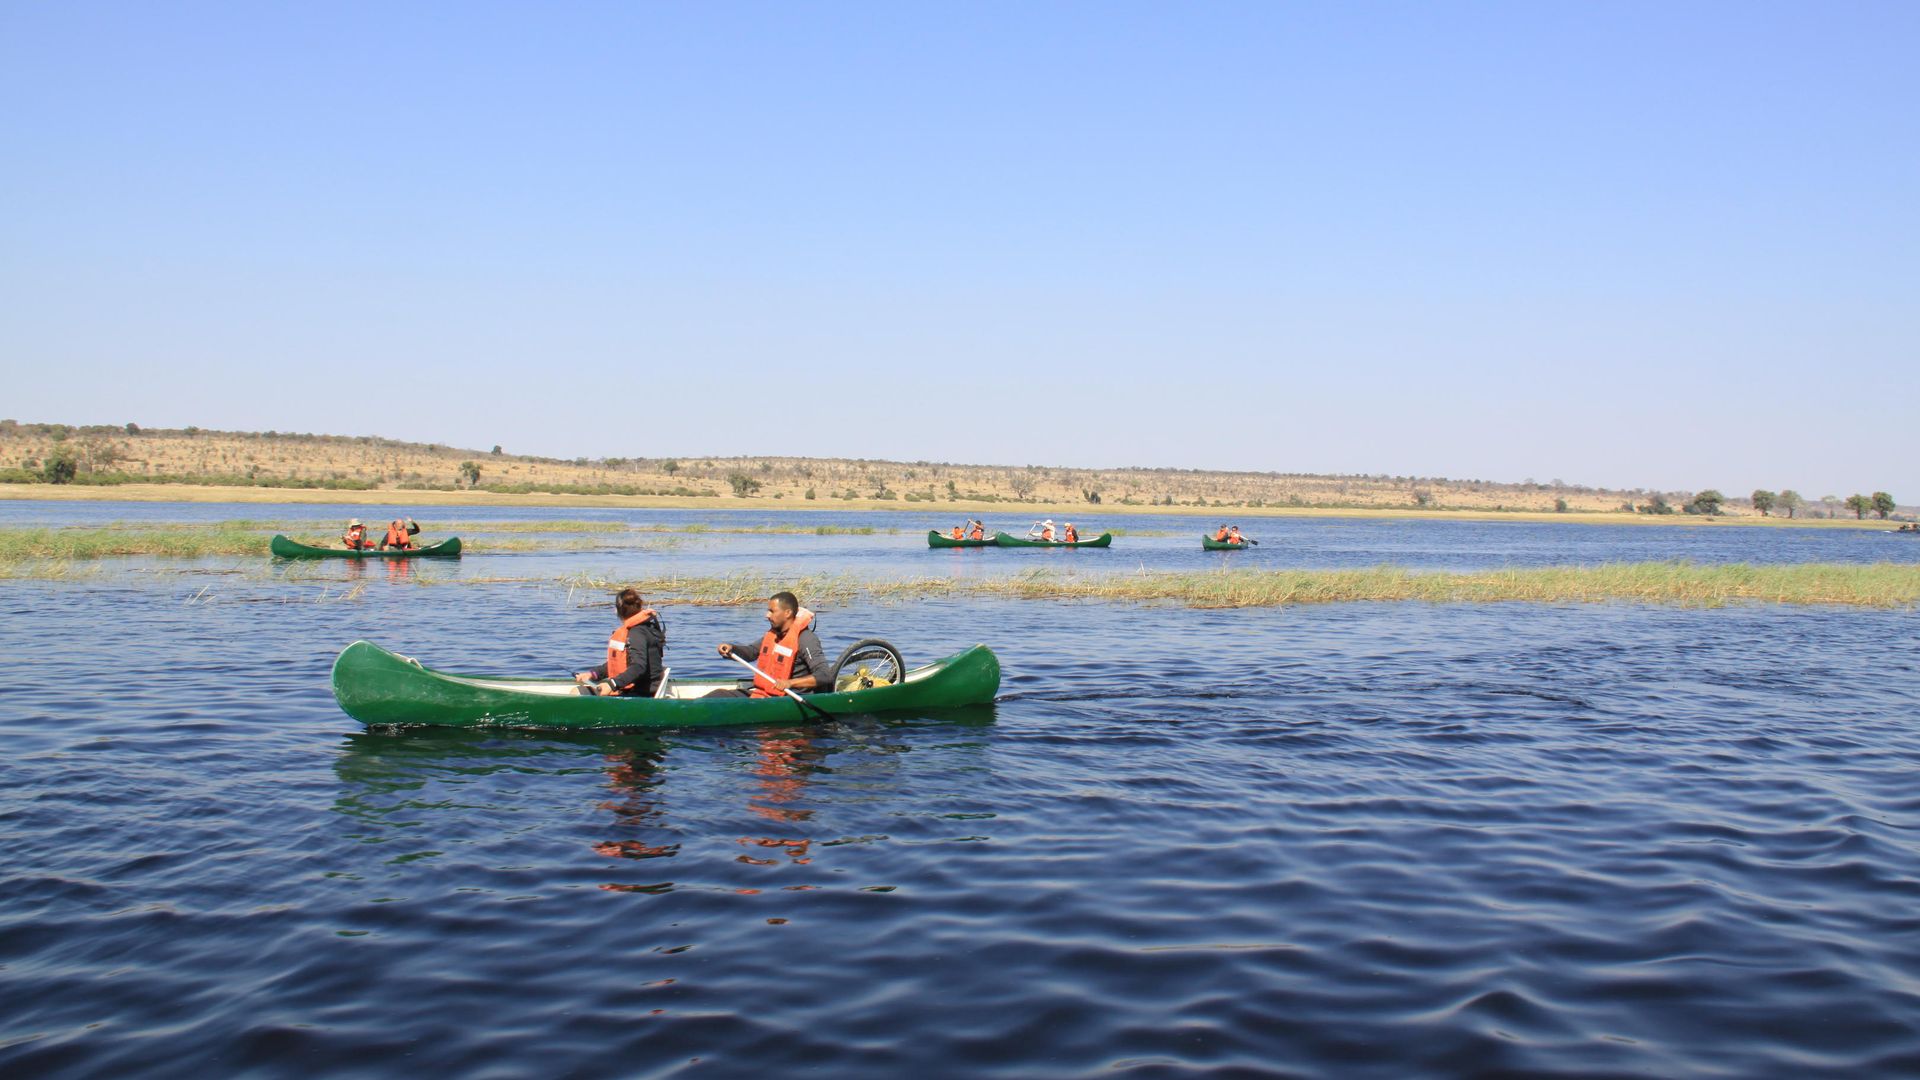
379,517,420,550
1028,519,1055,541
1061,522,1079,543
707,591,830,698
575,588,666,697
949,523,966,541
968,519,985,541
342,519,371,549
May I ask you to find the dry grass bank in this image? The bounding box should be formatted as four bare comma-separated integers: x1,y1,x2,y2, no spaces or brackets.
0,481,1893,531
3,420,1836,518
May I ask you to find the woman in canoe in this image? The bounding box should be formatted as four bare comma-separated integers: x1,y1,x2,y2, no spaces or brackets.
707,591,829,698
968,520,985,541
948,523,966,540
379,518,420,550
575,588,666,697
1028,519,1055,541
342,519,370,549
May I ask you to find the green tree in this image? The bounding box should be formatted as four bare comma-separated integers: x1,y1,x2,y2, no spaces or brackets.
1553,497,1569,513
1750,490,1776,516
727,472,762,497
1684,490,1725,516
1871,491,1895,519
458,461,482,487
490,444,503,456
1777,490,1802,519
1844,494,1871,519
42,448,77,484
662,460,679,475
1641,494,1674,515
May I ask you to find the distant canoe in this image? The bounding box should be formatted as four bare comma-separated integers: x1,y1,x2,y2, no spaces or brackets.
992,531,1112,549
1202,535,1249,550
271,534,462,559
928,530,995,548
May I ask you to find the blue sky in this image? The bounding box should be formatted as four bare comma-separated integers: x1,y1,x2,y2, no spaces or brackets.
2,2,1914,497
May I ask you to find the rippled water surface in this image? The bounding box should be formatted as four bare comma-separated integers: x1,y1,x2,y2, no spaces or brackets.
4,503,1919,1076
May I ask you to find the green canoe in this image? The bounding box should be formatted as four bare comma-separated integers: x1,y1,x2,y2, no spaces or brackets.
1202,535,1249,550
331,640,1002,729
271,534,462,559
928,530,994,548
992,531,1112,549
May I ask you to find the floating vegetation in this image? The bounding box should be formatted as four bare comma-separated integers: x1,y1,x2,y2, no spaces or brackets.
555,563,1920,609
0,527,270,560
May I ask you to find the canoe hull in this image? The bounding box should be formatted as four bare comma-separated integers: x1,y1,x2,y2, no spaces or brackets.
331,640,1001,729
1202,536,1248,550
272,534,462,559
992,531,1112,549
927,530,994,548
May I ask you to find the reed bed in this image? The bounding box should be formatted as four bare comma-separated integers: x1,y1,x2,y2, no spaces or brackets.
555,563,1920,609
0,527,270,560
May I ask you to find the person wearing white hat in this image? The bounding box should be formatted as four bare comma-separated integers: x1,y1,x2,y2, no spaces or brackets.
1028,519,1055,541
341,519,370,550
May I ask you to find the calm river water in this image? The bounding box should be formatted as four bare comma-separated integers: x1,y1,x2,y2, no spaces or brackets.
3,503,1918,1076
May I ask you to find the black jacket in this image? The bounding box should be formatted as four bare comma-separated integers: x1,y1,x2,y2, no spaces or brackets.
589,615,667,696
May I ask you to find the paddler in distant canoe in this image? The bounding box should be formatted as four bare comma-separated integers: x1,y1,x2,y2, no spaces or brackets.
379,517,420,550
1027,519,1056,541
949,523,966,541
706,591,830,699
968,519,986,541
1061,522,1079,543
575,588,666,697
1213,524,1232,543
342,519,371,550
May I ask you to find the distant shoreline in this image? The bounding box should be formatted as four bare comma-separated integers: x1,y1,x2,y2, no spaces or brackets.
0,482,1891,529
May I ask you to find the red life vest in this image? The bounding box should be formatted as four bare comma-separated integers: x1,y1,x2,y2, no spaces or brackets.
968,524,984,540
749,609,814,698
343,526,367,549
384,522,412,548
950,526,964,539
605,609,658,691
1040,525,1054,541
1213,527,1231,542
1063,526,1078,543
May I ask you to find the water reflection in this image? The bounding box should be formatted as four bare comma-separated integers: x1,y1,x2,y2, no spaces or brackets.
331,710,995,886
593,741,675,861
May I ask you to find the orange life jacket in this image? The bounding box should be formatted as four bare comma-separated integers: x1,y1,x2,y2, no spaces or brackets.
749,609,814,698
384,522,412,548
605,609,658,691
343,526,367,549
1214,527,1231,542
1040,525,1054,541
950,527,964,539
1063,526,1078,543
968,524,984,540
